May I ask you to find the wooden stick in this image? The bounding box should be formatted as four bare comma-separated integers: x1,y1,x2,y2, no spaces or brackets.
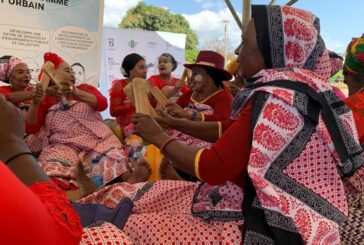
42,62,63,88
42,62,69,110
132,78,150,114
150,87,169,109
242,0,251,29
39,62,52,92
123,82,135,106
285,0,298,6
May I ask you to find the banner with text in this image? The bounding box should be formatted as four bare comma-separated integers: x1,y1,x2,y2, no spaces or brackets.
0,0,104,87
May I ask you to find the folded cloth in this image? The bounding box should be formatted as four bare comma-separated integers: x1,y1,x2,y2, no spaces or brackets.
72,198,133,229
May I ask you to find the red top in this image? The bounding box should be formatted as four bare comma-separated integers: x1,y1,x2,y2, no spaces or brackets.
176,88,233,122
149,75,189,94
0,163,82,244
198,100,253,188
109,79,136,128
26,84,107,134
0,85,33,106
345,92,364,144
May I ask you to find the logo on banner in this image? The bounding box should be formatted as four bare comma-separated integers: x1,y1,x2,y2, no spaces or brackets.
128,40,138,49
108,38,114,48
108,57,120,68
147,41,157,49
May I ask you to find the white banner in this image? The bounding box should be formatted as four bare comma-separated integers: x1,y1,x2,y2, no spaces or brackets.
101,27,186,90
0,0,104,87
99,27,186,118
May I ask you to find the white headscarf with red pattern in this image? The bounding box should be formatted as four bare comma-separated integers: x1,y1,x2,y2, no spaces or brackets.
0,56,22,83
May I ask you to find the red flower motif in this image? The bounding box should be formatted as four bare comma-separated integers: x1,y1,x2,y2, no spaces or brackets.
312,221,330,245
284,18,313,41
263,102,299,131
254,123,286,151
279,195,290,214
249,148,270,168
256,189,279,208
285,41,305,63
294,209,312,241
250,172,268,189
282,6,313,22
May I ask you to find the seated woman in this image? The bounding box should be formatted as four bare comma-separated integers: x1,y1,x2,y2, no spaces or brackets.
26,52,149,199
0,94,138,244
0,94,83,244
0,56,34,110
109,53,147,136
148,53,189,102
165,50,233,149
130,5,362,244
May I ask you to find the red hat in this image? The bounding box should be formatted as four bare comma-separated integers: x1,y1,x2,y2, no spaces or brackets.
184,51,232,81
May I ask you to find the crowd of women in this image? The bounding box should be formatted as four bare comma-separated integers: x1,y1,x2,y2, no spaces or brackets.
1,4,364,244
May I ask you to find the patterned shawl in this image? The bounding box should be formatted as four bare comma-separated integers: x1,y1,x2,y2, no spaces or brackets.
233,5,363,244
344,35,364,75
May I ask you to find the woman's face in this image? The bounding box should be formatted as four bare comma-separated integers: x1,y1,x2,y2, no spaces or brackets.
9,63,31,91
56,62,76,85
235,19,265,79
188,67,212,93
158,56,174,75
130,59,147,79
72,65,85,85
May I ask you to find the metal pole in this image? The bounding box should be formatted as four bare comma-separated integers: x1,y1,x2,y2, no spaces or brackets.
223,20,229,63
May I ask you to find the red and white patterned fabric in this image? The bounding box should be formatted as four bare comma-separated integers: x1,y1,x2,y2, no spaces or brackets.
230,5,364,244
167,103,214,149
0,56,22,82
233,69,362,244
79,180,243,244
36,101,129,188
81,222,133,245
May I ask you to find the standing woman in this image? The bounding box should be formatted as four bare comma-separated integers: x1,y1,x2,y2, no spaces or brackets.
109,53,147,135
149,53,188,101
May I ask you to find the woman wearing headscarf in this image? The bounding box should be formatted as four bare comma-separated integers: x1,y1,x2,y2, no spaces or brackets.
0,56,39,110
26,52,149,200
343,35,364,144
149,52,189,101
131,5,362,244
109,53,147,135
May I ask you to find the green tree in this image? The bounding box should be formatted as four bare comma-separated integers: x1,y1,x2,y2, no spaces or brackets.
119,2,198,62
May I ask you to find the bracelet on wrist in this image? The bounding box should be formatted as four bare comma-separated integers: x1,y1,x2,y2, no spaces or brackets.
160,138,178,154
5,152,34,165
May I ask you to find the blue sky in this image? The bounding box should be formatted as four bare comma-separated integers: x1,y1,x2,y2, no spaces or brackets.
104,0,364,54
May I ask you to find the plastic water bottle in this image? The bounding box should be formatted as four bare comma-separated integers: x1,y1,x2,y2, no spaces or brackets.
91,157,103,187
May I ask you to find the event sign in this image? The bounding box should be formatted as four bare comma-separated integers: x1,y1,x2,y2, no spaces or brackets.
0,0,104,86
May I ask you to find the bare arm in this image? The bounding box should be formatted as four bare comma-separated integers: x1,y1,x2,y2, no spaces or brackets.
73,88,97,108
156,109,220,142
7,91,32,104
0,95,50,186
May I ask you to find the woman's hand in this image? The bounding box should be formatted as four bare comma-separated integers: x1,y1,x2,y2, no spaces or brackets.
175,79,184,90
60,83,78,97
31,84,44,105
165,102,190,119
46,85,63,98
155,109,175,129
132,113,165,144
